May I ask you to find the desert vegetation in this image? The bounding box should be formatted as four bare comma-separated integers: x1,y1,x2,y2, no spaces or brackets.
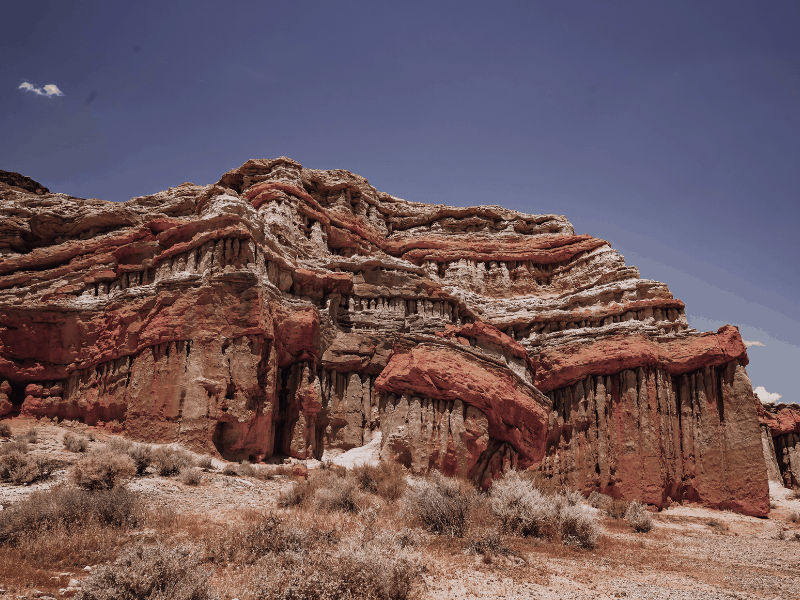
1,422,799,599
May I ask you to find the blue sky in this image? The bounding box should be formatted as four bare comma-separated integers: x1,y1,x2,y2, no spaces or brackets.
3,1,799,403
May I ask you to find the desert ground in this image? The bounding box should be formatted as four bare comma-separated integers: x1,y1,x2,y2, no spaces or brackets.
1,418,798,600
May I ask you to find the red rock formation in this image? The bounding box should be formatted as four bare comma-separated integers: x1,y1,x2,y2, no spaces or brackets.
759,402,800,489
0,158,769,514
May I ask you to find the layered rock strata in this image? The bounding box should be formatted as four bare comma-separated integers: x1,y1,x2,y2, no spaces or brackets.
0,157,769,514
759,402,800,489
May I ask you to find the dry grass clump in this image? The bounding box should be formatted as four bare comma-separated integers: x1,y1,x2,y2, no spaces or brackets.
202,513,313,565
63,431,89,452
244,531,424,600
76,542,218,600
0,445,56,485
197,455,214,471
17,427,38,443
0,422,11,437
625,500,654,533
464,532,516,559
707,518,729,532
404,471,475,537
588,491,630,519
70,450,136,490
237,460,255,477
179,468,203,486
490,471,599,548
352,460,408,501
279,467,371,512
151,445,195,476
1,438,28,455
104,438,153,474
0,486,142,545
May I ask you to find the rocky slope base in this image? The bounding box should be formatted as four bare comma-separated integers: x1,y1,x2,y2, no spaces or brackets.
0,157,770,514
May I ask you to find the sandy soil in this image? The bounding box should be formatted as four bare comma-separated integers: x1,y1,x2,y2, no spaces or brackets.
1,418,799,600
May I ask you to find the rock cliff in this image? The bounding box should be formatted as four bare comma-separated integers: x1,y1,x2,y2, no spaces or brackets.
0,157,769,514
759,402,800,489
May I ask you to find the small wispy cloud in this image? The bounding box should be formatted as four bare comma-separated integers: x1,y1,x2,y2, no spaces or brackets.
744,340,765,347
754,385,782,404
18,82,64,97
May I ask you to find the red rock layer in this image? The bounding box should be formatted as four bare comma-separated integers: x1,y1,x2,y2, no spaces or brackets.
759,402,800,489
0,158,769,513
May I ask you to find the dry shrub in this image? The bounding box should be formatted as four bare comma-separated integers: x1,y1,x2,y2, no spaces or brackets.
151,445,194,476
202,513,313,565
0,439,28,455
256,463,293,479
0,422,11,437
464,533,515,558
105,438,153,474
352,460,408,501
76,542,218,600
491,471,558,538
588,491,629,519
279,468,366,512
491,472,598,548
789,511,800,523
222,463,238,476
197,456,214,471
179,468,202,486
0,486,142,545
625,500,653,533
63,431,89,452
707,518,729,532
558,503,599,549
237,460,255,477
404,471,475,537
314,472,367,513
18,427,37,443
128,443,153,474
0,450,56,485
246,534,423,600
70,450,136,490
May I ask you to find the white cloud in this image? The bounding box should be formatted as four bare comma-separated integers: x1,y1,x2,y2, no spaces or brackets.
753,385,782,404
18,82,64,97
744,340,765,347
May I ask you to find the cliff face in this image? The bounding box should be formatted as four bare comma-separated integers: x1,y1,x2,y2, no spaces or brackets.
759,402,800,489
0,157,769,514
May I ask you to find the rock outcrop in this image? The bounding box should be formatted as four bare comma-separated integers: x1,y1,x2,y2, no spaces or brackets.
0,157,769,514
759,402,800,489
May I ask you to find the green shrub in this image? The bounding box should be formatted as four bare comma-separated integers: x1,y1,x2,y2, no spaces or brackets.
76,542,218,600
70,450,136,490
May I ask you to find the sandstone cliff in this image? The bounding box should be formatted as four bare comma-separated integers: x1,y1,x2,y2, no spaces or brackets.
759,401,800,489
0,157,769,514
